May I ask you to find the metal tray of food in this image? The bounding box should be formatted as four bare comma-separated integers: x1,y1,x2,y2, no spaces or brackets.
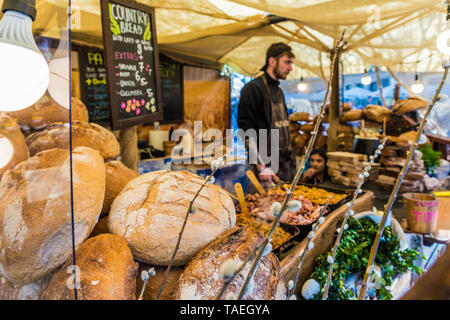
271,222,301,261
235,211,300,261
291,182,354,214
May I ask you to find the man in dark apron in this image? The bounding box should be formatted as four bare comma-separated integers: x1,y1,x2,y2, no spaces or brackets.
238,43,297,187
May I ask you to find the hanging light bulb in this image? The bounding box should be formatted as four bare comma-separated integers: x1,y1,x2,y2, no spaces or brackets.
0,0,49,112
297,76,307,92
411,73,424,94
437,2,450,55
361,69,372,85
48,27,70,109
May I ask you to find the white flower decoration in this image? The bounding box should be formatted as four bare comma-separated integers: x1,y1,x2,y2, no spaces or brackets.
211,160,220,171
288,280,294,290
327,255,334,264
301,279,320,300
287,200,302,212
262,243,272,256
219,259,238,282
270,202,282,217
148,267,156,277
141,271,149,282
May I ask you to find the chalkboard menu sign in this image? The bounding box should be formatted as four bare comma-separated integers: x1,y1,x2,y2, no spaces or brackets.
100,0,163,130
159,54,184,123
77,46,110,125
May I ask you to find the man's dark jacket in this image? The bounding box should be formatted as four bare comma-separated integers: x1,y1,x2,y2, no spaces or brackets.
238,75,288,133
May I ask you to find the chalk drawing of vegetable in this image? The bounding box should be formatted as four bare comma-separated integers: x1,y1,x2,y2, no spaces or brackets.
143,22,152,41
109,4,121,35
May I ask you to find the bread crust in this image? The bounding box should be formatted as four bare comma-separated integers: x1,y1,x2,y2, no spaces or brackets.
0,115,29,181
175,227,282,300
26,121,120,160
108,170,236,266
101,161,139,216
0,147,105,285
41,234,138,300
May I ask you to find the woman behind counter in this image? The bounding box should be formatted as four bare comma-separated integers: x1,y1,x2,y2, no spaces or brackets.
301,147,329,185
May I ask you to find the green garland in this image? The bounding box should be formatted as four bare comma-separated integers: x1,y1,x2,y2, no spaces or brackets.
310,217,425,300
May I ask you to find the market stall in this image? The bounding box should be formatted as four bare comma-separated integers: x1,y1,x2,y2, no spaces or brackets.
0,0,449,302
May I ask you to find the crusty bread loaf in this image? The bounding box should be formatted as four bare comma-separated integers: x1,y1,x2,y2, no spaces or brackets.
391,97,427,114
0,115,29,180
342,102,352,112
25,120,120,160
108,170,236,266
340,109,364,122
289,112,313,122
41,234,138,300
300,122,315,132
71,97,90,123
295,133,310,151
363,105,392,122
136,263,185,300
0,147,105,285
1,92,89,133
0,271,53,300
101,161,139,216
175,227,282,300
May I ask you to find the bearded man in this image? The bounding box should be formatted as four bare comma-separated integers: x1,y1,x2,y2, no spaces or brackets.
238,42,297,186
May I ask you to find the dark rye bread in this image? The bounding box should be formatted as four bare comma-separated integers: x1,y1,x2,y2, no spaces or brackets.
41,234,138,300
25,120,120,160
175,227,285,300
108,170,236,266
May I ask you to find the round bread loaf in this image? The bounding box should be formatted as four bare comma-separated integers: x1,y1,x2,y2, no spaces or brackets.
1,92,89,133
108,170,236,266
136,263,185,300
0,115,29,181
41,234,138,300
0,147,105,285
175,227,282,300
25,120,120,160
101,161,139,216
0,271,53,300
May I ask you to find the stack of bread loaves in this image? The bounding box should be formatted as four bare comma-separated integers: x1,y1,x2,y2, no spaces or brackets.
108,170,237,266
0,146,106,298
0,91,89,134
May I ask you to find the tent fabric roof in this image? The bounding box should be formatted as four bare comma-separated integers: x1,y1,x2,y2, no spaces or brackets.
1,0,447,79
